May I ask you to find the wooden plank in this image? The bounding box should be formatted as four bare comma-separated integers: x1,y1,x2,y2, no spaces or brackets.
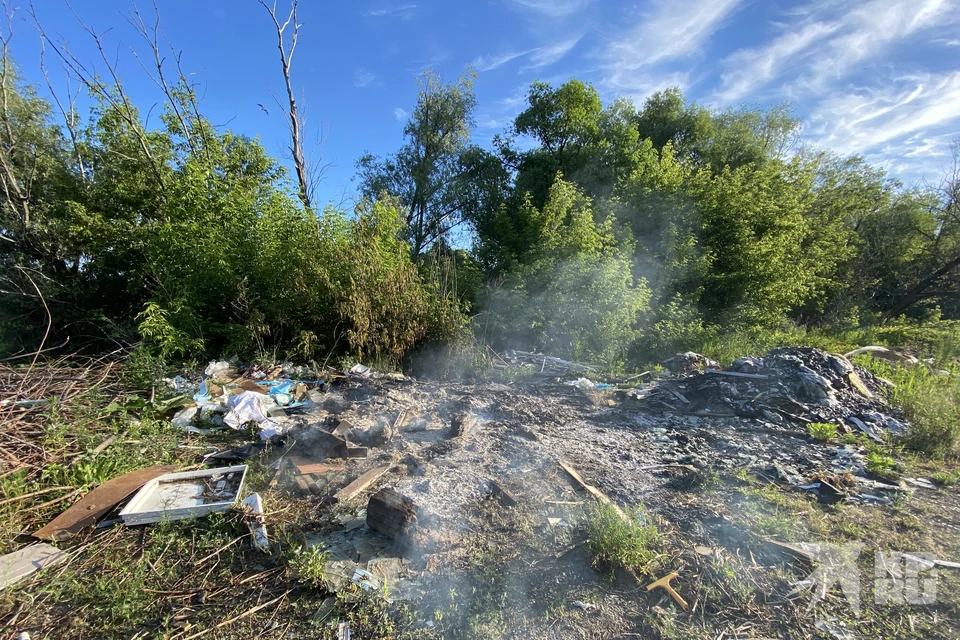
346,447,369,458
557,460,626,519
335,465,391,502
33,465,176,541
366,488,417,539
292,474,316,494
489,480,517,508
288,456,345,475
267,458,289,490
307,429,349,459
0,543,69,589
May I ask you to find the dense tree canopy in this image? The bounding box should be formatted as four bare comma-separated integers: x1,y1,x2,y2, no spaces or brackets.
2,33,957,368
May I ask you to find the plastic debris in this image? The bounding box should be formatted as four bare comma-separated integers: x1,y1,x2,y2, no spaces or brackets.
348,364,371,379
224,391,285,440
204,360,231,378
241,493,269,552
351,568,380,590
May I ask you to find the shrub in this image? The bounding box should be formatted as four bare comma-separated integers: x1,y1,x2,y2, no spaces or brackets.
585,502,660,576
854,356,960,457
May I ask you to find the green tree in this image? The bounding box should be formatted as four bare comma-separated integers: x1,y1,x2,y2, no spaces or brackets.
358,69,488,256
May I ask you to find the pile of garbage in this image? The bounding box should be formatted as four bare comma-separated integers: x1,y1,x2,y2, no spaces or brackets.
636,347,906,442
165,360,386,441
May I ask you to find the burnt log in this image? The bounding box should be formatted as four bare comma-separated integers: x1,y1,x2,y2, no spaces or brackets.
366,488,417,540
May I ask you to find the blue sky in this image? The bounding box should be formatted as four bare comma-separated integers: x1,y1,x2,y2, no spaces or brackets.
12,0,960,207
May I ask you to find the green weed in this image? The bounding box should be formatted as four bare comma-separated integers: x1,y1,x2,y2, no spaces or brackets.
807,422,839,442
584,502,660,576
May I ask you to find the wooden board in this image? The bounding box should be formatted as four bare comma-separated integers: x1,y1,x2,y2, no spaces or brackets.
335,465,391,502
558,460,626,519
33,465,176,541
288,456,345,475
0,543,69,589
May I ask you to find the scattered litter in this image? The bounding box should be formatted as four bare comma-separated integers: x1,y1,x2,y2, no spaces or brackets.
0,543,69,589
224,391,284,440
572,600,598,612
815,617,859,640
241,493,269,552
351,568,380,590
205,442,265,463
204,360,232,378
337,621,351,640
348,364,371,379
119,465,247,525
905,477,938,490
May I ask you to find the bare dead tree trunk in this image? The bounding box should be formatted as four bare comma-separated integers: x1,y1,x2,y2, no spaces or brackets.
127,1,212,163
0,3,32,233
258,0,312,210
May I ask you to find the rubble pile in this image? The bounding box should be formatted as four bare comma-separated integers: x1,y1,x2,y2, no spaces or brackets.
636,347,906,441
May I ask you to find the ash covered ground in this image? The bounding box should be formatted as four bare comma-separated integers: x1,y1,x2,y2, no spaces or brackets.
259,347,960,639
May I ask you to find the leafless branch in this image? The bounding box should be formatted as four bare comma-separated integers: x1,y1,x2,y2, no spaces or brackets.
258,0,319,210
33,1,168,200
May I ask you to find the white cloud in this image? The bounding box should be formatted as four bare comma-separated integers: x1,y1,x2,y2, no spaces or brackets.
798,0,956,92
394,107,409,121
713,21,839,104
354,69,377,88
362,4,418,20
525,34,583,70
806,71,960,178
473,34,583,73
508,0,594,18
472,50,529,72
602,0,743,93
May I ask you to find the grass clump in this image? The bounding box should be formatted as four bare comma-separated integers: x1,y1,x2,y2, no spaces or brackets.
585,502,660,576
287,544,331,589
854,356,960,457
807,422,839,442
932,470,959,486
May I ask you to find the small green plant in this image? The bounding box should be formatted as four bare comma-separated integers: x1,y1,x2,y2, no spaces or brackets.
807,422,839,442
287,544,330,588
866,450,898,477
931,471,959,486
585,502,659,576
